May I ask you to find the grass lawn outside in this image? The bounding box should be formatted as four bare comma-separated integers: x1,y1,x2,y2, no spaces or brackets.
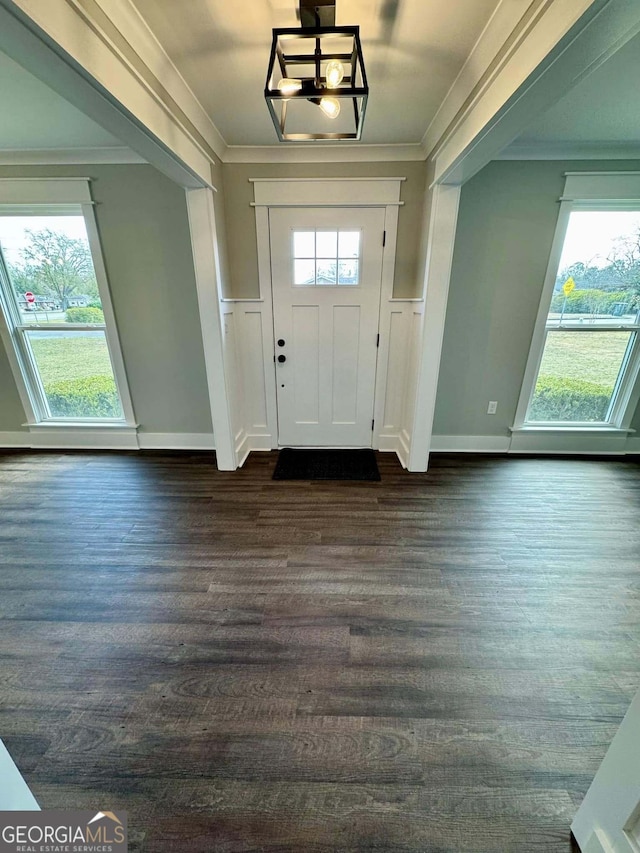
29,333,115,385
530,330,633,422
537,331,631,390
28,333,122,418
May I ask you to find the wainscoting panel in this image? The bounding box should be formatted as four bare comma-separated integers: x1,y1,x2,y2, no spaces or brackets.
221,300,277,463
375,299,424,467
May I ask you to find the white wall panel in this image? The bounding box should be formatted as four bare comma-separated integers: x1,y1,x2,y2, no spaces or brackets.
332,305,360,425
292,305,320,425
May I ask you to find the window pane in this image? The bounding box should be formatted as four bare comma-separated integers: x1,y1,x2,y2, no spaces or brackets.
528,331,632,423
338,230,360,258
294,258,315,285
315,231,337,258
338,259,359,285
549,211,640,326
316,259,337,284
292,228,361,286
25,330,123,419
293,231,315,258
0,216,104,325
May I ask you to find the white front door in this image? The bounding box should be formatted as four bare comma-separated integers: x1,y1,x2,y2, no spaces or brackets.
269,207,385,447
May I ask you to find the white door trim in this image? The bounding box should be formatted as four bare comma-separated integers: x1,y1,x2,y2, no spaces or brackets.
250,178,405,208
253,178,403,455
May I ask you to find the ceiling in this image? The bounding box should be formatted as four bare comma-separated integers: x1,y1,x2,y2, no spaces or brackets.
6,0,635,163
0,50,122,151
131,0,500,146
508,29,640,150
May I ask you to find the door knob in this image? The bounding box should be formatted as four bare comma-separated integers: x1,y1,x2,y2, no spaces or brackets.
278,354,286,363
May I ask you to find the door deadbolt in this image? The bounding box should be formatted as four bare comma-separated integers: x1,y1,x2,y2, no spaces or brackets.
277,338,285,347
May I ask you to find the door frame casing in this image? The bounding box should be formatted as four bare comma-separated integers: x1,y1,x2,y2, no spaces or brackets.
252,178,405,451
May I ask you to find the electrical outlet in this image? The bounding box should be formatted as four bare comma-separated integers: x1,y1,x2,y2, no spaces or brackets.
487,401,498,415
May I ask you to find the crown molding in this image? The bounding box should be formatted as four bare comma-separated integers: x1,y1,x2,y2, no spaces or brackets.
0,146,146,165
223,144,425,164
1,0,213,186
89,0,227,162
422,0,548,157
496,141,640,161
431,0,640,185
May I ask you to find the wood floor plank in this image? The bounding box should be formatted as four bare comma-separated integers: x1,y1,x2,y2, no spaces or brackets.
0,449,639,851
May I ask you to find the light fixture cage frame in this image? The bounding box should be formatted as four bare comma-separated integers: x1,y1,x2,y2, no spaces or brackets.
265,25,369,142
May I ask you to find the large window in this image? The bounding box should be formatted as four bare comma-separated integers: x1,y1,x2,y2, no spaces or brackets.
520,199,640,429
0,183,132,425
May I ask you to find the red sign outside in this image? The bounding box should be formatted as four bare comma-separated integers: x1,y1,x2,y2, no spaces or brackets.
24,292,36,304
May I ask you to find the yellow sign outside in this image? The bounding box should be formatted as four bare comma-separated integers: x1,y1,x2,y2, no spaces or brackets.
563,277,576,297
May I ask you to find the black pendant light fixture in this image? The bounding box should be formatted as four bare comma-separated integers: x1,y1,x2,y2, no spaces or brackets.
265,0,368,142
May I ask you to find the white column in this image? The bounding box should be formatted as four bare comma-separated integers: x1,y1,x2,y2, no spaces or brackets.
408,182,461,472
186,188,237,470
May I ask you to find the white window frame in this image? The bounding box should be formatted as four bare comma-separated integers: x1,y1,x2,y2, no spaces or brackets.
0,178,135,428
514,172,640,433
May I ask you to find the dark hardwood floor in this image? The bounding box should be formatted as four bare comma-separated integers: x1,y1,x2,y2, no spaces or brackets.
1,450,639,852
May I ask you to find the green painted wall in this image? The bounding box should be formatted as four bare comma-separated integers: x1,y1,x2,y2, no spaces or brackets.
0,164,212,436
0,341,25,431
222,161,427,299
433,159,640,438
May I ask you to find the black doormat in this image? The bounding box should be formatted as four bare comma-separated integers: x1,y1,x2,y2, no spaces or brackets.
273,448,381,481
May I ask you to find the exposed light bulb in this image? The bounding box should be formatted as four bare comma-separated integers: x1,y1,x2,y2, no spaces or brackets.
325,60,344,88
319,97,341,119
277,78,302,96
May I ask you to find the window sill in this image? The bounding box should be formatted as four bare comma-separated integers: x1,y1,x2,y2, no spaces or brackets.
510,425,634,434
25,421,139,430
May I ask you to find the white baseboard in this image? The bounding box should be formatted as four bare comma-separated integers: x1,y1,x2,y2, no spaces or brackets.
431,434,511,453
374,433,409,469
375,433,398,452
138,432,215,450
29,427,139,450
627,436,640,454
2,428,637,458
235,432,274,467
431,432,639,455
246,434,274,451
0,430,216,451
0,431,30,447
509,429,629,455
